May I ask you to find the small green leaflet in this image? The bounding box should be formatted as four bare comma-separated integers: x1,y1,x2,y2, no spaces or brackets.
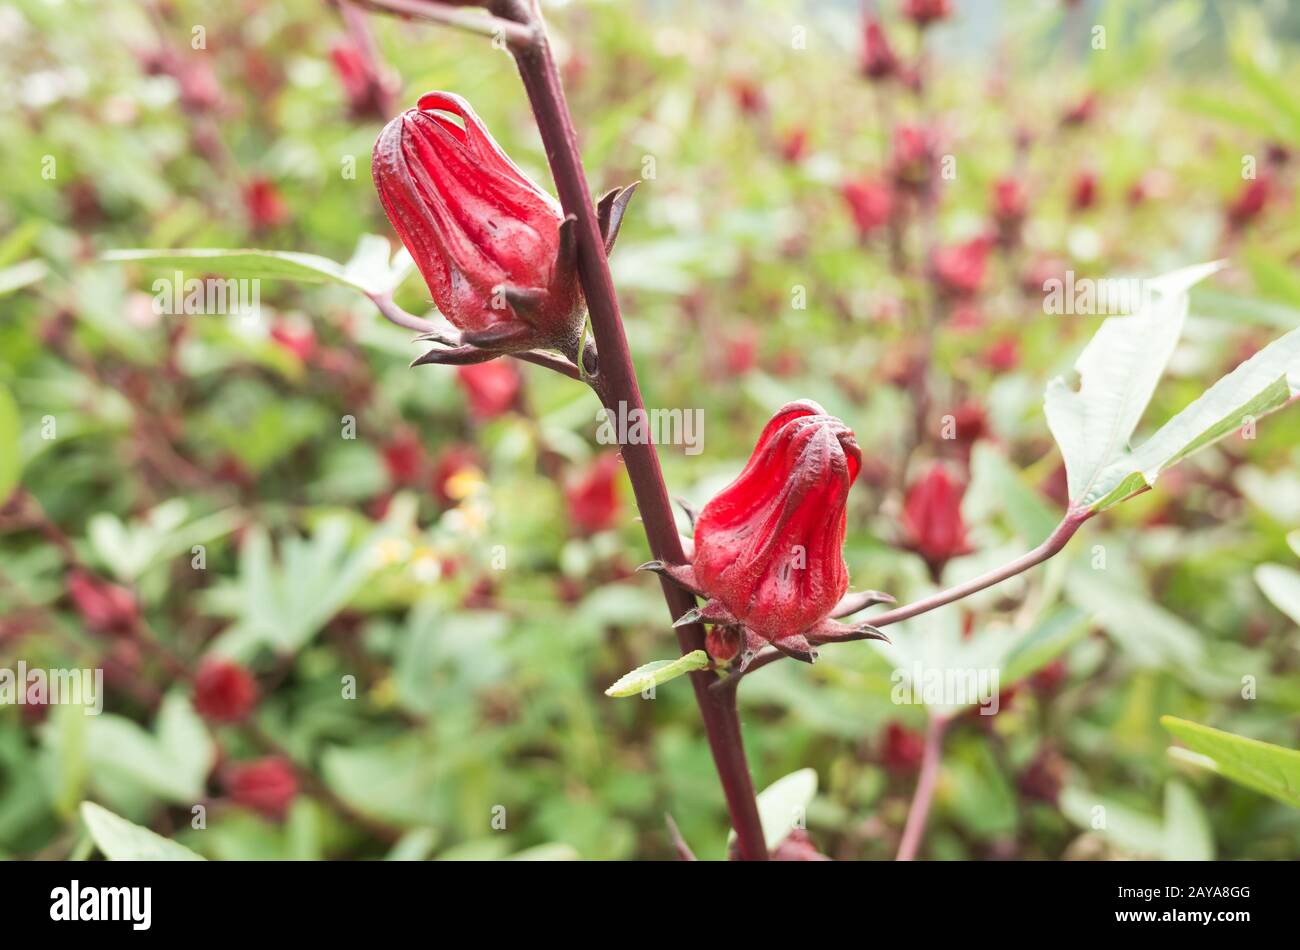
604,650,709,697
103,233,413,298
1046,261,1300,512
80,802,205,861
1162,716,1300,808
727,767,818,855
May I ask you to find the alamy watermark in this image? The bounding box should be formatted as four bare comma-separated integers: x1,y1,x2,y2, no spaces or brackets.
152,272,260,323
891,662,1001,715
1042,271,1151,316
596,400,704,455
0,662,104,715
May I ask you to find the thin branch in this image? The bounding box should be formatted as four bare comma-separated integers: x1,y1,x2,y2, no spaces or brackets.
358,0,534,47
862,510,1091,629
895,712,947,861
720,509,1093,689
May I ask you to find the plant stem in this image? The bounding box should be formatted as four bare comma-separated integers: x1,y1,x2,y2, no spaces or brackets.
862,510,1091,629
358,0,533,46
895,712,947,861
489,0,768,859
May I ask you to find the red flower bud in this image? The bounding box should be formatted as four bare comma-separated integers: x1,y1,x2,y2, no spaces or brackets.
373,92,586,362
730,77,767,116
242,177,289,232
269,319,317,362
860,17,898,80
565,452,623,535
224,757,298,820
193,657,259,723
890,123,937,190
1070,169,1098,211
381,428,426,486
902,0,952,27
1226,174,1273,230
993,178,1024,230
778,126,809,165
842,176,896,240
431,444,482,507
983,337,1020,372
1061,92,1097,126
931,236,991,297
330,37,394,121
646,402,886,664
902,463,972,577
455,361,521,420
881,720,925,774
66,570,138,637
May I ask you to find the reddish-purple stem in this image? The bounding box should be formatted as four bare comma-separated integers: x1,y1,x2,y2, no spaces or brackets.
488,0,768,860
895,712,947,861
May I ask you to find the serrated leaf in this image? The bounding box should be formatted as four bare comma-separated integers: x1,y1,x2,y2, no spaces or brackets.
604,650,709,697
1045,261,1223,511
80,802,205,861
103,235,409,298
1162,716,1300,808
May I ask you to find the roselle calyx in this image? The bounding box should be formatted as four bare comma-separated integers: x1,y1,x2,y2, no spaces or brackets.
372,91,637,368
642,401,888,666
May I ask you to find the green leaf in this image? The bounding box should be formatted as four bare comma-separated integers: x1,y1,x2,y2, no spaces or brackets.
1256,563,1300,627
1045,261,1223,511
1162,781,1214,861
1090,324,1300,510
604,650,709,697
729,767,818,855
0,383,20,506
1162,716,1300,808
0,259,47,297
103,234,410,298
79,802,205,861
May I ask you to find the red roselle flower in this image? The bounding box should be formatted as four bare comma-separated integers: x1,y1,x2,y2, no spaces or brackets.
931,236,991,298
381,429,426,486
890,123,936,191
1061,91,1097,127
990,176,1027,246
330,37,394,121
193,657,259,723
860,17,898,80
565,452,623,534
456,361,521,420
431,444,483,507
1070,169,1098,211
902,462,972,578
66,570,138,637
902,0,952,28
778,126,809,164
224,757,299,821
1226,175,1273,230
374,92,634,367
243,177,289,231
842,176,895,240
984,337,1020,372
880,720,925,774
269,319,317,362
643,401,889,665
